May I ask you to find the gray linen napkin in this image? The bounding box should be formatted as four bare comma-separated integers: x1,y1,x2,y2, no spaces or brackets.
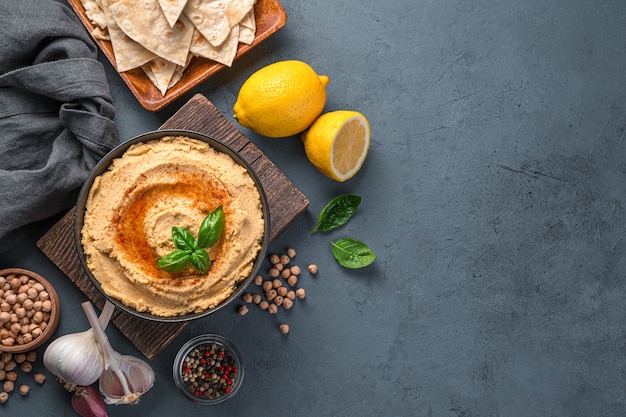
0,0,119,241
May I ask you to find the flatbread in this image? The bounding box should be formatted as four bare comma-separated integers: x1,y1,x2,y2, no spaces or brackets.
108,0,194,66
183,0,254,47
158,0,189,27
190,24,239,66
142,58,178,95
82,0,107,29
238,9,255,45
101,0,157,72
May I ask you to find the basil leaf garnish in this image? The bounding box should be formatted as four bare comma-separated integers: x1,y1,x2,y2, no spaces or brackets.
156,206,225,275
156,249,192,273
190,249,211,274
197,205,225,249
330,238,376,269
172,226,198,252
312,194,361,233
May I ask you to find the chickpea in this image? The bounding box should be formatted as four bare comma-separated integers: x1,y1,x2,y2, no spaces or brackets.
258,301,269,310
286,248,296,258
22,299,33,310
280,268,291,279
41,300,52,312
277,286,288,297
251,294,261,304
242,293,253,303
296,288,306,299
9,278,20,291
269,254,280,264
267,304,278,314
273,262,284,272
282,298,293,310
5,293,17,306
272,279,282,289
19,384,29,396
13,353,26,364
32,282,44,292
3,380,14,392
287,275,298,287
238,305,249,316
265,289,277,301
26,287,38,300
1,337,15,347
279,324,290,334
22,333,33,344
268,268,280,278
0,312,10,324
20,361,32,373
273,295,283,307
308,264,318,275
31,328,42,339
286,290,296,300
39,291,50,302
32,311,44,324
262,280,273,292
5,371,17,382
26,351,36,363
253,275,263,286
279,255,290,265
16,293,28,304
0,392,7,404
34,373,46,384
0,303,9,312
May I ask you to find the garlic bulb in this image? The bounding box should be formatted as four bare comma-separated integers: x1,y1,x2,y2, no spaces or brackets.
43,301,115,390
82,301,155,405
43,329,104,389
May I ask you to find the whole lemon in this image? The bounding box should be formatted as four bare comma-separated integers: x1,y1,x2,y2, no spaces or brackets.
233,60,330,138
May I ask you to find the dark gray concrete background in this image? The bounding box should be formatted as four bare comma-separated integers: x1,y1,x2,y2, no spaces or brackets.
1,0,625,416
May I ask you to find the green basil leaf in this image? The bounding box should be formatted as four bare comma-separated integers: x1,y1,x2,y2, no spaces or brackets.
191,249,211,274
330,238,376,269
197,205,225,249
156,249,192,273
172,226,198,252
312,194,361,233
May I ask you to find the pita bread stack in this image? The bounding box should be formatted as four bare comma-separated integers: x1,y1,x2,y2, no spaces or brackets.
80,0,256,95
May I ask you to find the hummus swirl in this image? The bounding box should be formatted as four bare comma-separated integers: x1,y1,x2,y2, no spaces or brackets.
81,136,265,317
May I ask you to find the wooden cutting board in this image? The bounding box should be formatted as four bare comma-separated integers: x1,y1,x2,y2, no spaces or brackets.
36,94,309,359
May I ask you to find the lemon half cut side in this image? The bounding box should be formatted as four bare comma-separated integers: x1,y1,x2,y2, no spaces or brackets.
302,111,371,182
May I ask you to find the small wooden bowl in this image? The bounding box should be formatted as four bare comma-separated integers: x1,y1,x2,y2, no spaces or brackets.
0,268,61,353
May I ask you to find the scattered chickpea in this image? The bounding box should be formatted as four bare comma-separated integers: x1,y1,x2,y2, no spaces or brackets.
18,384,29,396
286,248,296,258
251,294,261,304
13,353,26,364
242,293,253,303
280,268,291,279
20,362,32,373
267,304,278,314
273,263,284,272
273,296,283,307
272,279,282,289
262,281,273,292
269,254,280,265
33,373,46,384
291,265,301,275
0,370,5,380
296,288,306,299
308,264,318,275
238,305,249,316
3,380,14,393
0,392,7,404
5,371,17,382
286,290,296,300
26,351,36,363
279,324,290,334
287,275,298,287
0,353,10,363
282,298,293,310
258,301,269,310
268,268,280,278
277,286,288,297
265,289,277,301
279,255,290,265
3,362,16,372
253,275,263,286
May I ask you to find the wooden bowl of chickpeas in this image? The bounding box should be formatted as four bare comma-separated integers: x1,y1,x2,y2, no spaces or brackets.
0,268,60,353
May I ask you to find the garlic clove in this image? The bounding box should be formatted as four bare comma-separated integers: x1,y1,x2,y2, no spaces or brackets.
43,330,104,389
71,385,109,417
99,354,155,405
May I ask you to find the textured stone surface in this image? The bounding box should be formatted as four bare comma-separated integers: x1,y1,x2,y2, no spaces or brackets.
1,0,625,416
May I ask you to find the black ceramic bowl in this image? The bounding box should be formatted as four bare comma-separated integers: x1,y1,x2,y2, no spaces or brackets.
74,129,270,323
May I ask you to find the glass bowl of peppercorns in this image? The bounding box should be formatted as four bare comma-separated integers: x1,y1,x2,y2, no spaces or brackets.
173,334,244,404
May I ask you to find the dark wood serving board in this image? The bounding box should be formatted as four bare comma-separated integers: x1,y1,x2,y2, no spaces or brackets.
36,94,309,359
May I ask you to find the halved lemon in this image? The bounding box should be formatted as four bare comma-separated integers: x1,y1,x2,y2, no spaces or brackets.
302,111,370,182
